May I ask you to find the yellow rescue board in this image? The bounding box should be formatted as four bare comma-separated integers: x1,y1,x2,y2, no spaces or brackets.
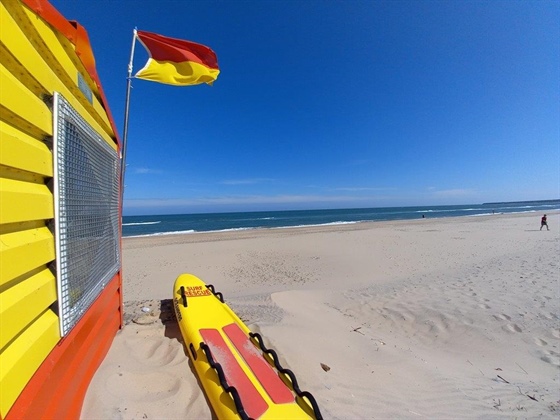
173,273,322,420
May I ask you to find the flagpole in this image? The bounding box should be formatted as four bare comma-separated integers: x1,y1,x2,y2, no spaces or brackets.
121,28,138,200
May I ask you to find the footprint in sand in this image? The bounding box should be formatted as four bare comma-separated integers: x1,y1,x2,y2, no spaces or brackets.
533,338,548,347
503,323,522,333
493,314,511,321
125,335,184,367
477,303,491,309
542,312,559,320
540,350,560,367
106,371,183,401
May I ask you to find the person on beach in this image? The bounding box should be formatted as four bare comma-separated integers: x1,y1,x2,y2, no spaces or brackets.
540,214,549,231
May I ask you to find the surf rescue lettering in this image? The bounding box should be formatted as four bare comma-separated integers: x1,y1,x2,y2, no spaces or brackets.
173,298,182,320
185,286,212,297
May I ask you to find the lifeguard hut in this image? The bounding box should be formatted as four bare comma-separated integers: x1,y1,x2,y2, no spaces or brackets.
0,0,123,417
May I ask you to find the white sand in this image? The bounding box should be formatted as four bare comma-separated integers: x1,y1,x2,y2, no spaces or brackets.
81,212,560,419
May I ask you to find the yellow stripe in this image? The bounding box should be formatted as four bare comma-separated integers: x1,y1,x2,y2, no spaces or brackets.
136,58,220,86
1,2,117,149
0,177,53,224
0,268,57,350
0,309,59,417
0,121,52,177
0,62,52,136
18,4,116,144
0,226,55,287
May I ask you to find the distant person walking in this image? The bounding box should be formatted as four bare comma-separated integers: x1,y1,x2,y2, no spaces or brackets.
540,214,549,231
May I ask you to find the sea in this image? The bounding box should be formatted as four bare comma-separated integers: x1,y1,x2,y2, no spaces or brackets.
122,200,559,238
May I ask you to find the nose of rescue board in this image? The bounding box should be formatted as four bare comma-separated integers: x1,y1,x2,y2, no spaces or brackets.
173,273,322,419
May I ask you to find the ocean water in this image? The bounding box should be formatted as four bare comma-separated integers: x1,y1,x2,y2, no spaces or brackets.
122,200,559,238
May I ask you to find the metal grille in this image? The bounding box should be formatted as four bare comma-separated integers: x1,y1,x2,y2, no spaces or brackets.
53,93,120,336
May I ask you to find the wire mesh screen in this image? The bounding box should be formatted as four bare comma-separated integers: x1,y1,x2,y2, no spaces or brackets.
53,93,120,336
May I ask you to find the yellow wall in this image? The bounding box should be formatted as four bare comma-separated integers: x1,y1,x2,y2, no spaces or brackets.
0,1,118,416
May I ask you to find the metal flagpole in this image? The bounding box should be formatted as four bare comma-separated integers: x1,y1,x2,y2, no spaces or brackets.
121,28,138,200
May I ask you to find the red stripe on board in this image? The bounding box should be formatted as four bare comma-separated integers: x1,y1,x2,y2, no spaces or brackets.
223,324,295,404
200,329,268,419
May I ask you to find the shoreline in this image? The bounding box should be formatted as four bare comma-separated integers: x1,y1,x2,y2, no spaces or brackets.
121,205,560,240
122,210,556,248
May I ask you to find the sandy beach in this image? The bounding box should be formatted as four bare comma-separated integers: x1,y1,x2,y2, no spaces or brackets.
80,212,560,419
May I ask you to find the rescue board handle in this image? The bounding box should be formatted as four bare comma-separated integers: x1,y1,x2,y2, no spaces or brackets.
200,342,251,420
250,332,323,420
206,284,224,302
179,286,188,307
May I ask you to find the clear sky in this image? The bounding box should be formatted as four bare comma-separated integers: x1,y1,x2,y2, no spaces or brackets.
52,0,559,215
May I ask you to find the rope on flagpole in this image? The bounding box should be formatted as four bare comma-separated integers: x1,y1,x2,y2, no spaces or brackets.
121,28,138,201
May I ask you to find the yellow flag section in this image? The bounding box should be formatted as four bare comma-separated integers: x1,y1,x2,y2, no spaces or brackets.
135,30,220,86
173,274,323,420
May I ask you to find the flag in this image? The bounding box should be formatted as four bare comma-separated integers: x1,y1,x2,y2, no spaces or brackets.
135,30,219,86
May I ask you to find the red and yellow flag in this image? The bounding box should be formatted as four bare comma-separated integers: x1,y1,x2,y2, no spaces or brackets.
135,30,219,86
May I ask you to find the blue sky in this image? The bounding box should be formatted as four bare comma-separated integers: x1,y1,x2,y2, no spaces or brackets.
52,0,559,215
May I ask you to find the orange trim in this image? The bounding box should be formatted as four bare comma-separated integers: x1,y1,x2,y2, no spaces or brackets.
5,273,122,419
20,0,121,148
19,0,77,40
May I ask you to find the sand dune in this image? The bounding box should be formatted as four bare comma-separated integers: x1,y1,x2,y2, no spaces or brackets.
81,212,559,419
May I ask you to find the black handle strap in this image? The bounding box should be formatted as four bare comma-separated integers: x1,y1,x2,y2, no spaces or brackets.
200,342,251,420
206,284,224,302
250,332,323,420
179,286,187,307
